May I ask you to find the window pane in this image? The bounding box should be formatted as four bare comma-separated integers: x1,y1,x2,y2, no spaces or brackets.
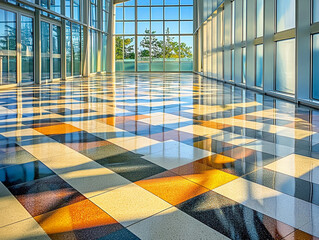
102,34,107,72
151,7,163,20
73,0,80,20
125,0,135,6
165,35,179,71
151,21,163,34
180,21,193,34
151,35,164,71
41,21,50,81
138,22,150,34
138,0,150,5
231,49,234,80
180,36,193,71
116,7,123,20
51,0,61,14
138,7,150,20
231,1,234,44
125,7,135,20
256,44,263,87
138,36,150,71
0,9,17,85
165,7,179,20
313,34,319,100
124,22,135,34
66,22,72,77
181,0,193,5
314,0,319,23
152,0,163,5
165,0,178,5
256,0,263,37
151,36,163,61
165,21,179,34
116,22,123,34
90,30,98,73
242,0,246,41
91,4,97,27
277,0,295,32
65,0,71,18
72,23,81,76
124,37,135,71
180,6,193,20
21,16,33,83
276,39,295,94
53,25,61,79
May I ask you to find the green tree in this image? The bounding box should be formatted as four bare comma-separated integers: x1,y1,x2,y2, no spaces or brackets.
138,28,192,60
116,36,135,60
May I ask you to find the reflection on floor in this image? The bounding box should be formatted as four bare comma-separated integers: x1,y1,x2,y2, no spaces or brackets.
0,73,319,239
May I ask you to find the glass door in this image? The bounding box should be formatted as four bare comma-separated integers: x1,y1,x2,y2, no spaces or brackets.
41,20,61,83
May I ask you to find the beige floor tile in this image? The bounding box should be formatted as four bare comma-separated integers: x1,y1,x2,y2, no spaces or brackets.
0,218,50,240
214,178,319,230
128,207,230,240
40,152,131,198
265,154,319,185
177,125,222,137
90,183,172,227
0,183,34,228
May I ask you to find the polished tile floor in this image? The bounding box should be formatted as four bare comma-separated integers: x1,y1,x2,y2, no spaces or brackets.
0,73,319,239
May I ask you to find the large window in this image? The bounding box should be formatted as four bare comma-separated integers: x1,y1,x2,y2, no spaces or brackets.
0,9,17,85
313,34,319,100
276,39,295,94
115,0,194,72
276,0,295,32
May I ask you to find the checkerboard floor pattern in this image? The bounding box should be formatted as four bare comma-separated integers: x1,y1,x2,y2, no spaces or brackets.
0,72,319,239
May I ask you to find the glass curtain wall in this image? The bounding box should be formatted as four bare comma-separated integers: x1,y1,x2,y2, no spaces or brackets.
115,0,194,72
2,0,110,85
196,0,319,107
